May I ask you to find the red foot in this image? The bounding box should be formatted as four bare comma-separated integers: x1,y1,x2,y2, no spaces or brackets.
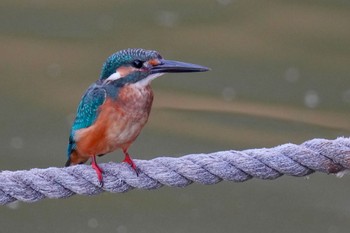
122,150,139,176
91,155,104,186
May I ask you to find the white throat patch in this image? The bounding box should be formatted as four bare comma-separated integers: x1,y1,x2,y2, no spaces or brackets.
135,73,165,87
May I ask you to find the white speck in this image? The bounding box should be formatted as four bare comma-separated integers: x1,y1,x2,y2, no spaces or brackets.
6,201,20,210
305,176,310,180
47,63,61,78
156,11,179,28
117,225,127,233
221,87,236,101
97,15,114,31
88,218,98,228
304,90,319,108
10,137,23,149
217,0,233,6
284,67,300,83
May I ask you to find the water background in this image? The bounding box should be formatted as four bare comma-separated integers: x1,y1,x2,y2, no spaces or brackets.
1,1,350,232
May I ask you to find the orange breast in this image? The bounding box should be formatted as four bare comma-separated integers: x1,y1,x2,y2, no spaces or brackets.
74,84,154,159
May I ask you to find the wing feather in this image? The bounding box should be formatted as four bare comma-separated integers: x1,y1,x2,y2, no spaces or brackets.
67,84,106,157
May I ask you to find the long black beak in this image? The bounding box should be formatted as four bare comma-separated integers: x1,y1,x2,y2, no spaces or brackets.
150,59,210,74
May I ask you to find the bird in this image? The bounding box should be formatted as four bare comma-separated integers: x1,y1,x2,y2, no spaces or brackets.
65,48,209,185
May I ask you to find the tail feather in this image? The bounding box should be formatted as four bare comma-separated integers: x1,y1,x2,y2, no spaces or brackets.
65,157,71,167
66,135,77,166
66,150,88,166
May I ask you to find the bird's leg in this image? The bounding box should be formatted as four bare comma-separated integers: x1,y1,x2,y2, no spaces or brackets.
122,149,139,176
91,155,104,186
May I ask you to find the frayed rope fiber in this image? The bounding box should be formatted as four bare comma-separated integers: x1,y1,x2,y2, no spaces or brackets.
1,137,350,205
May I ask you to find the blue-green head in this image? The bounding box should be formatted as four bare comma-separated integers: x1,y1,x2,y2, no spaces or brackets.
99,48,210,87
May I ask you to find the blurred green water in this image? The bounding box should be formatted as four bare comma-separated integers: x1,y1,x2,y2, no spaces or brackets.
1,0,350,232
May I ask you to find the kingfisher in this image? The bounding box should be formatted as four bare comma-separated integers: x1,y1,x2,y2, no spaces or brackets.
65,48,209,185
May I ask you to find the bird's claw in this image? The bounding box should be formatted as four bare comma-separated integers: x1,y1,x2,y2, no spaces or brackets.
123,154,139,176
91,156,104,186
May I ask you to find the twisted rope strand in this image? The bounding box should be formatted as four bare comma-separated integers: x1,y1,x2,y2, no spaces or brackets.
1,137,350,205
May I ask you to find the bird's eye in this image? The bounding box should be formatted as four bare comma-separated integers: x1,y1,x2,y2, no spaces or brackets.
132,60,143,69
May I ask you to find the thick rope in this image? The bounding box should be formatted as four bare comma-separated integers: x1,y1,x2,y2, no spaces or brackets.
1,137,350,205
